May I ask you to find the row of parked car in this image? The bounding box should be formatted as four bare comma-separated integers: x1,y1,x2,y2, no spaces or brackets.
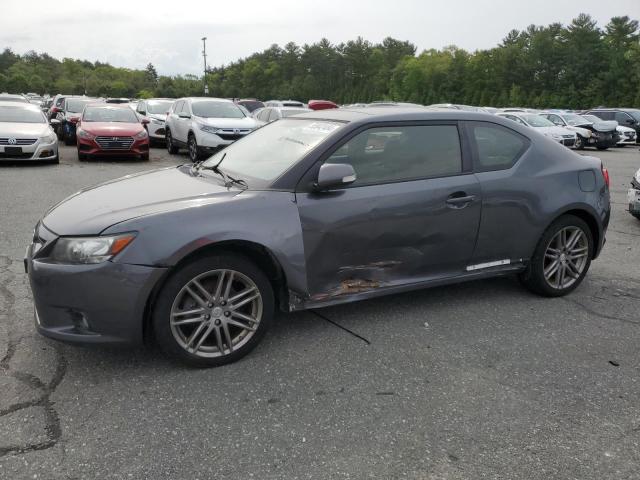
1,92,639,166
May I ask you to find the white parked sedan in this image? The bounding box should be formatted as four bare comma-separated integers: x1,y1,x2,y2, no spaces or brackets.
135,98,175,144
497,112,577,147
0,101,58,163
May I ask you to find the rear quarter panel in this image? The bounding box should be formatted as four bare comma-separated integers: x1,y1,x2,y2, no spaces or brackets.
471,133,608,264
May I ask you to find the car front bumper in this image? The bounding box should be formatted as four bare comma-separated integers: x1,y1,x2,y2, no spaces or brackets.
195,130,251,148
617,133,637,145
25,235,167,345
0,140,58,161
77,136,150,157
147,122,166,140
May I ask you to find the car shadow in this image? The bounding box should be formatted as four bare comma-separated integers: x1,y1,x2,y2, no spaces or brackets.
56,275,531,374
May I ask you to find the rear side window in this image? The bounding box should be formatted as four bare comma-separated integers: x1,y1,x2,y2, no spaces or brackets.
325,124,462,186
268,109,280,122
469,122,528,172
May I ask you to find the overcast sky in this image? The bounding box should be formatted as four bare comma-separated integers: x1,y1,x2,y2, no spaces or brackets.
3,0,639,75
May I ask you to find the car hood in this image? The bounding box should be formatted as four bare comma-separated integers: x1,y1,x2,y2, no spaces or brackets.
79,122,144,135
0,122,50,137
194,116,257,129
535,126,573,136
591,120,617,133
617,125,635,133
148,113,166,121
42,166,241,235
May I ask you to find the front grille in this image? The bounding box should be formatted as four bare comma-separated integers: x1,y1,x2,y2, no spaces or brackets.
95,136,134,150
0,138,37,145
216,129,252,141
0,151,33,159
624,132,635,138
217,133,243,141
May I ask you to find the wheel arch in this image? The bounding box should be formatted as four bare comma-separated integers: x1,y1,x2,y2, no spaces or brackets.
142,239,289,344
547,207,602,260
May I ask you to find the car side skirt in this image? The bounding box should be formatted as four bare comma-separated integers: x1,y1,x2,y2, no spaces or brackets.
289,262,526,311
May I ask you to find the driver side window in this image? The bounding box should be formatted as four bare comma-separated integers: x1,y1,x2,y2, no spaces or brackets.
325,125,462,186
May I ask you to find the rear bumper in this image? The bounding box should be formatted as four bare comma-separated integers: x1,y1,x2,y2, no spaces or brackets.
26,245,167,345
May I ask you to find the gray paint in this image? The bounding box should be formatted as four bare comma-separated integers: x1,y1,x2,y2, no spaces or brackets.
27,109,611,345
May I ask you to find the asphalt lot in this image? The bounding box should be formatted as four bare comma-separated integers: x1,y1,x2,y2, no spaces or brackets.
1,143,639,479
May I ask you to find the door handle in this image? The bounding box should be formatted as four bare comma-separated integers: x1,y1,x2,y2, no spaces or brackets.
446,194,476,208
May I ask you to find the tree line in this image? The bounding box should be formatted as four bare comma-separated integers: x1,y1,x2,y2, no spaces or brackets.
1,13,638,109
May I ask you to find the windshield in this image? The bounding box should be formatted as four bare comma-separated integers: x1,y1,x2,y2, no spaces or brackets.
66,99,95,113
202,119,343,185
522,115,554,127
562,114,591,126
582,115,600,123
0,106,46,123
192,101,245,118
147,101,173,114
83,107,139,123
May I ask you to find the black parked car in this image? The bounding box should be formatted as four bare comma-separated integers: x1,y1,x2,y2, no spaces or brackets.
587,109,640,143
26,109,610,366
53,97,99,145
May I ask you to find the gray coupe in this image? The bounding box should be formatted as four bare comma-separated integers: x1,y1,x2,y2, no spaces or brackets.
26,108,611,366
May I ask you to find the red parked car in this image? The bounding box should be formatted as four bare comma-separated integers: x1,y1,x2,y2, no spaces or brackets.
75,103,150,161
308,99,338,110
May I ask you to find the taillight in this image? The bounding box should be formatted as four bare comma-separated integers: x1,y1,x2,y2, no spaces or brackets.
601,163,610,188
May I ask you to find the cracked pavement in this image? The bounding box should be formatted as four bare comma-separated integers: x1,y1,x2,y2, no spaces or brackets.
0,145,639,479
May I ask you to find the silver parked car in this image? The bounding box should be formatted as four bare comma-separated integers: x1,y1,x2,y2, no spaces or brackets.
0,101,58,163
26,108,610,366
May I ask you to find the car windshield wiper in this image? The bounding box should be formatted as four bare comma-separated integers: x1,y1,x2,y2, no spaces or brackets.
192,154,248,189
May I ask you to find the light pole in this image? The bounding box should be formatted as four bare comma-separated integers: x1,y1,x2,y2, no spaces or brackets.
202,37,208,95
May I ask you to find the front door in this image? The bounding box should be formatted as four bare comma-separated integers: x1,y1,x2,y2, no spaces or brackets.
295,123,482,300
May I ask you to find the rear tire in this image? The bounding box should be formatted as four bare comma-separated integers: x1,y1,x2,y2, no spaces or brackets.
519,215,593,297
153,254,274,367
166,130,179,154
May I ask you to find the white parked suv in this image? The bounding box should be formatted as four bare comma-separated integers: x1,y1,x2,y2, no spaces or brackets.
135,98,174,145
165,97,257,162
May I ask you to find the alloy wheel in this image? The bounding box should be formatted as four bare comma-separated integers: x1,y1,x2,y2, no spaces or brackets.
543,226,589,289
169,269,262,358
188,137,198,162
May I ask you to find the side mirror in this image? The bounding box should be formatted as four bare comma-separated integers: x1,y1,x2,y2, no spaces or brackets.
314,163,356,191
139,111,147,116
141,118,150,125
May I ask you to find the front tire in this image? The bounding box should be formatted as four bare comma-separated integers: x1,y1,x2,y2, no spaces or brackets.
574,135,585,150
166,130,179,154
153,254,274,367
519,215,593,297
188,134,200,162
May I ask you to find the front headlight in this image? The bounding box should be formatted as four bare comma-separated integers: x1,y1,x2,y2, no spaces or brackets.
199,124,221,134
50,233,136,264
39,133,57,144
151,118,164,125
135,130,148,139
77,129,95,140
